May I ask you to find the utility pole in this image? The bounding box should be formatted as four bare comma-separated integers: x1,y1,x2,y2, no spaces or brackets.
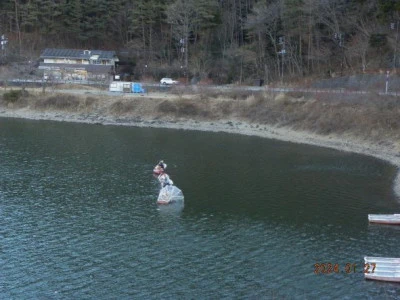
385,70,389,94
1,34,8,57
334,32,345,75
278,36,285,84
391,20,399,70
180,37,188,84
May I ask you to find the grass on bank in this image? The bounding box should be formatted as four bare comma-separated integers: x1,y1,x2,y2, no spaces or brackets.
0,90,99,112
0,88,399,147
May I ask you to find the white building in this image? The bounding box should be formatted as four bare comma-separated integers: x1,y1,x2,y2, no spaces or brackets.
39,48,119,82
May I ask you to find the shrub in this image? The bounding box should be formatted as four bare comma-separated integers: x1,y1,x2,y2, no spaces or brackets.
84,96,97,107
109,100,137,114
245,93,269,106
216,100,234,115
35,94,80,110
158,100,177,114
177,101,198,116
3,90,28,103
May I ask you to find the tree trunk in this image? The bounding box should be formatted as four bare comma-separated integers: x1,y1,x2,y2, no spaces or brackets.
14,0,22,56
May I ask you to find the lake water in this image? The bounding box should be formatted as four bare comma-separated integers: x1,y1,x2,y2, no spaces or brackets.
0,118,399,299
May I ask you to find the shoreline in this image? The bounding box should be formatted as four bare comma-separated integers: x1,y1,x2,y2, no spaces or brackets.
1,107,400,200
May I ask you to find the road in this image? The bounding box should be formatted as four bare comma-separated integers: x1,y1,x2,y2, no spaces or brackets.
3,79,400,97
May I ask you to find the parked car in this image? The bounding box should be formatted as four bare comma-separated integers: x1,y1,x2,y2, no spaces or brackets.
160,78,178,85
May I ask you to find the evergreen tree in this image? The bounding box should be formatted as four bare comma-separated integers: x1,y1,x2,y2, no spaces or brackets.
0,0,398,82
62,0,83,45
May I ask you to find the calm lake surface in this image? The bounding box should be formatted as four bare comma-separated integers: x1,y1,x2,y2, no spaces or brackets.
0,118,399,299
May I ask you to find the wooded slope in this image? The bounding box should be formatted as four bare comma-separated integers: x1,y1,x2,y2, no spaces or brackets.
0,0,399,83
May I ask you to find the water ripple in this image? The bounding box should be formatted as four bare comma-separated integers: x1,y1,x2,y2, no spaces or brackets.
0,119,399,299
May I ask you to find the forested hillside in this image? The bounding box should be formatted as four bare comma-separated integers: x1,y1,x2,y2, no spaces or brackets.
0,0,399,84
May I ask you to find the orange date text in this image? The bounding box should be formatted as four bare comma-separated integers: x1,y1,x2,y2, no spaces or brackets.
314,262,376,274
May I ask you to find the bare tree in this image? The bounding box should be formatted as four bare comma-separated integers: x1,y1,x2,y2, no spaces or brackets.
346,33,370,73
166,0,197,81
0,66,12,91
12,0,22,56
246,0,282,81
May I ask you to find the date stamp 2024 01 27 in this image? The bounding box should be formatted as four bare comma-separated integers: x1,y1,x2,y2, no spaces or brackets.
314,262,376,274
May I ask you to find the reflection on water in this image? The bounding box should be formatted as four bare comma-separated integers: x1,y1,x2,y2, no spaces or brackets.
157,201,185,216
0,118,399,299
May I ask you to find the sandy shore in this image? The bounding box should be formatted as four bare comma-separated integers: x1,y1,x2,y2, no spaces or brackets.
1,106,399,199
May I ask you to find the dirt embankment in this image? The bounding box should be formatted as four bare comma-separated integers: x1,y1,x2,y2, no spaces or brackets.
1,86,400,197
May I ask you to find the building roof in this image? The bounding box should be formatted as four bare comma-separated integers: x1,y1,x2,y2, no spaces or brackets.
40,48,118,60
39,63,114,74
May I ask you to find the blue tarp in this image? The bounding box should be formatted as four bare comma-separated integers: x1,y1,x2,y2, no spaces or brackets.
132,83,145,93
